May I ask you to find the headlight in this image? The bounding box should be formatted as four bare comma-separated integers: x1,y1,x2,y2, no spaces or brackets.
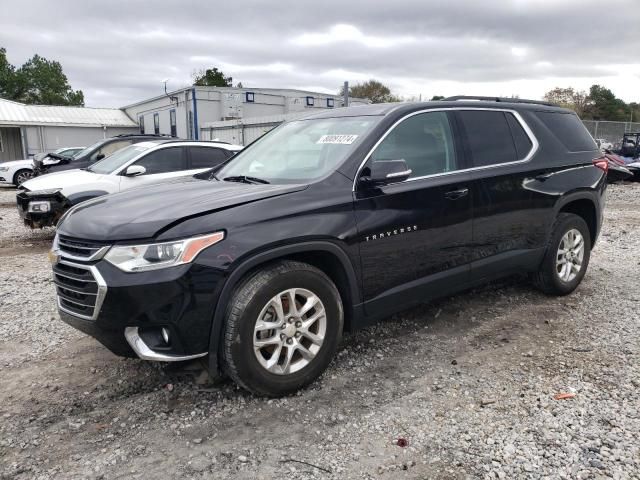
28,201,51,213
0,166,9,172
104,232,225,272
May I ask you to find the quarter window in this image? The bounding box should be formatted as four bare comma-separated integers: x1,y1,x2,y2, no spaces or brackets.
189,147,229,168
133,147,186,174
505,113,533,159
370,111,457,178
457,110,519,167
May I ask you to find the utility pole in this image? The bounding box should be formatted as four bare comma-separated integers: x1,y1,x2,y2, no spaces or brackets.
343,81,349,108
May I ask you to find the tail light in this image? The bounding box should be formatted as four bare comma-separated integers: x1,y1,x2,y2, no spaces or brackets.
593,157,609,173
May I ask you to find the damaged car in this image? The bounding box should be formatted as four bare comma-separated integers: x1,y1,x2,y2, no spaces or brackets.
51,98,607,396
17,140,242,228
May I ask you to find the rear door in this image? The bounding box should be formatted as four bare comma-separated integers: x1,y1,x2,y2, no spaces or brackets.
119,146,188,191
353,110,474,318
453,109,540,280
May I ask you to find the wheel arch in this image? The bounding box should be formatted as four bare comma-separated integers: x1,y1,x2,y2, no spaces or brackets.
554,194,599,245
12,168,33,185
207,241,361,376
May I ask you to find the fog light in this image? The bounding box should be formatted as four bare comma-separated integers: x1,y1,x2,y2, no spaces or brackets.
161,328,170,344
28,201,51,213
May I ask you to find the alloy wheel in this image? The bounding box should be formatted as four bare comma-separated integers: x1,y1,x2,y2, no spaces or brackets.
556,228,584,282
253,288,327,375
16,171,32,185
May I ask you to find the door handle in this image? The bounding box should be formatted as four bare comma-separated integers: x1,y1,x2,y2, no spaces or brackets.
444,188,469,200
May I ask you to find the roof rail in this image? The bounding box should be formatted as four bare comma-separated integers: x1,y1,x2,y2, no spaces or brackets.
443,96,555,107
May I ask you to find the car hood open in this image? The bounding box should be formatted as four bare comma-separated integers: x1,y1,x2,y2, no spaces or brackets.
56,177,307,241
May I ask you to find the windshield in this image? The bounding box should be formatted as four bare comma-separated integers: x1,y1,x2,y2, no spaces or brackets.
70,140,107,161
87,144,151,174
217,115,380,184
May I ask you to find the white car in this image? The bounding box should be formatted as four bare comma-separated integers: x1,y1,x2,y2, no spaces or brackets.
0,147,85,186
17,140,242,228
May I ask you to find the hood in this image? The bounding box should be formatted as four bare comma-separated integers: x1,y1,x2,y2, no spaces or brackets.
0,159,32,168
57,177,307,241
21,169,104,192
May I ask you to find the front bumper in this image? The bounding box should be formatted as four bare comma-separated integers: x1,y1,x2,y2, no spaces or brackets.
16,191,67,228
53,255,226,361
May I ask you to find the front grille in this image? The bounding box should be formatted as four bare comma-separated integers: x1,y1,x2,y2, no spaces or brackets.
57,235,109,260
53,261,103,319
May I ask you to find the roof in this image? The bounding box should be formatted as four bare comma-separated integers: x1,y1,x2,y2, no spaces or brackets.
0,98,138,128
121,85,370,109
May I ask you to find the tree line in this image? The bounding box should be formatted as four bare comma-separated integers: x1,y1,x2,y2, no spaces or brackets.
0,47,84,106
543,85,639,122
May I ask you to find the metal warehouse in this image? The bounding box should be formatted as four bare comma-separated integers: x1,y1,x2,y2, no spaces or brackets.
122,86,369,143
0,98,138,161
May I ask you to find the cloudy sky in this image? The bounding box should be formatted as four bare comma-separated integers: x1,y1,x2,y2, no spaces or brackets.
2,0,640,107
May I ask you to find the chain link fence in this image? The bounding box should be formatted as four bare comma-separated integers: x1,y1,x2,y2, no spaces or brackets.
582,120,640,147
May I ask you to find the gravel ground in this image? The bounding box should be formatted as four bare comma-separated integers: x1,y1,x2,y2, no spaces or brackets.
0,183,639,480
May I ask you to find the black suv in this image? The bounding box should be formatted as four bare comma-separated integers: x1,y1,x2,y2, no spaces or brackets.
32,134,168,177
50,98,607,396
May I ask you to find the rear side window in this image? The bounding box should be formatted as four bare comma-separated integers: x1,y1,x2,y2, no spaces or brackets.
189,147,229,168
133,147,186,174
457,111,520,167
536,112,597,152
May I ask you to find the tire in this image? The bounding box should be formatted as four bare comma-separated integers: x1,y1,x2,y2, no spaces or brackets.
222,260,343,397
13,169,33,186
531,213,591,295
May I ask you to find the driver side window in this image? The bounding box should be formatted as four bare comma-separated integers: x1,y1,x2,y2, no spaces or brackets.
91,140,132,162
370,111,457,179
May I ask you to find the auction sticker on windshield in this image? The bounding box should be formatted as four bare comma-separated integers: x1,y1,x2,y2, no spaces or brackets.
316,134,359,145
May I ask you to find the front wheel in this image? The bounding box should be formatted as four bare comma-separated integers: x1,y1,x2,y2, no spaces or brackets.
13,169,33,186
222,261,343,397
532,213,591,295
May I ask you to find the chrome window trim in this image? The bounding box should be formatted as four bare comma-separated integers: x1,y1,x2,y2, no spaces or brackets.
352,107,540,191
55,259,107,321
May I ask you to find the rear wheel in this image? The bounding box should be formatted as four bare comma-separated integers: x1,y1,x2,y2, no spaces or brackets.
222,261,343,397
532,213,591,295
13,169,32,186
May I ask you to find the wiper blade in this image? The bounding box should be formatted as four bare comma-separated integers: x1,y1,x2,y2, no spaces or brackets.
223,175,270,184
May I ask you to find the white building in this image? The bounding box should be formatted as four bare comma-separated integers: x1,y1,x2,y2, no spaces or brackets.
0,98,138,162
122,86,369,143
0,86,369,161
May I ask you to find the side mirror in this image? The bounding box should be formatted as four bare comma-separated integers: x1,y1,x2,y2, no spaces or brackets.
124,165,146,177
360,159,412,186
96,154,105,161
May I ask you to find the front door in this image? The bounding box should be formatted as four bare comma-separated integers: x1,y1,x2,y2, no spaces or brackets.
353,110,473,319
119,146,188,191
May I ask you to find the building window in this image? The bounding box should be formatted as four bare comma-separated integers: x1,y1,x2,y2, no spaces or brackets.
153,113,160,135
245,92,255,103
327,98,334,108
188,111,194,140
306,96,315,106
0,131,3,152
139,116,145,134
170,109,177,137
